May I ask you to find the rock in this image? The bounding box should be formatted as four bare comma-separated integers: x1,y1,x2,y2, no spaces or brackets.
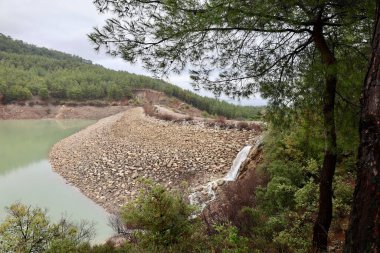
132,172,139,179
217,180,225,186
49,107,260,212
167,159,174,167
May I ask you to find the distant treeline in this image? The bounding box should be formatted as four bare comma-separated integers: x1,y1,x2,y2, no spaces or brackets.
0,34,263,120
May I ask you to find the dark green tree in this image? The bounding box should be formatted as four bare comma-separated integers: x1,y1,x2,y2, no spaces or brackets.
0,203,94,253
0,34,259,119
89,0,374,251
120,181,206,252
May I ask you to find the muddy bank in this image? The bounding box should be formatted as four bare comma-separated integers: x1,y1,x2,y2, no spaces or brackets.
49,107,260,212
0,104,130,120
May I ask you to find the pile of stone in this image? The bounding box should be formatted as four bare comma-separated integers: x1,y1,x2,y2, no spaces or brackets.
49,107,260,212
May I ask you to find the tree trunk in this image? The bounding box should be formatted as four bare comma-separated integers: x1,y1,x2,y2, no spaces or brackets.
344,2,380,252
311,21,338,252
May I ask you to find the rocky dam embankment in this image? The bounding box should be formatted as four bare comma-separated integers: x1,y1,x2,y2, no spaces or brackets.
49,107,260,212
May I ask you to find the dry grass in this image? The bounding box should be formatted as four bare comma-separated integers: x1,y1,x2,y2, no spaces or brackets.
206,117,232,129
215,116,227,125
236,121,263,132
144,103,262,133
236,121,249,130
206,118,262,131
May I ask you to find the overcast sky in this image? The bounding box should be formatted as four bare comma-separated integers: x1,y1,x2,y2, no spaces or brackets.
0,0,266,106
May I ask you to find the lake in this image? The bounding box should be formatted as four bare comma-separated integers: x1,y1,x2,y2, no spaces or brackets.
0,119,114,243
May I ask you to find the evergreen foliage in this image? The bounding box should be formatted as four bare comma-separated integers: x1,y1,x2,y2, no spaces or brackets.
0,185,251,253
88,1,373,249
0,0,375,250
0,34,261,120
238,117,355,252
0,203,94,253
120,181,207,253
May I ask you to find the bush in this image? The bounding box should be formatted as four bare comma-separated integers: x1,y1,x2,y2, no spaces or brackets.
202,111,210,118
108,84,124,100
215,116,227,125
38,86,49,100
294,179,319,211
210,225,249,253
236,121,249,130
333,176,354,217
66,86,83,100
273,212,312,253
0,203,94,253
120,181,207,253
236,121,263,131
3,85,32,103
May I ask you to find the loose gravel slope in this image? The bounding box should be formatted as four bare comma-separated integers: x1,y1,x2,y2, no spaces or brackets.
49,107,258,212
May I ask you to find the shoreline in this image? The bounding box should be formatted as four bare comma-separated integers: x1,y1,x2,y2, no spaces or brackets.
0,104,130,120
49,107,260,213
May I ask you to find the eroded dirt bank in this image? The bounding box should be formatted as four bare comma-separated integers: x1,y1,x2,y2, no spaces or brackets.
49,107,260,212
0,104,130,120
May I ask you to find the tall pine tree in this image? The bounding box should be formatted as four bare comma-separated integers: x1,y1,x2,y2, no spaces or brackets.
89,1,374,250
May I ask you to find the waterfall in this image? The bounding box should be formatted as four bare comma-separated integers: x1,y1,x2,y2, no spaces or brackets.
224,145,252,181
189,145,253,211
189,136,262,214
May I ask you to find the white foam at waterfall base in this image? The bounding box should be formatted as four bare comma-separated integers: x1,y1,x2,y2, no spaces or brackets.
189,145,253,213
224,145,252,181
188,179,219,211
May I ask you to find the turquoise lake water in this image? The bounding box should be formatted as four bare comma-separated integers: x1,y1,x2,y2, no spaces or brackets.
0,119,114,243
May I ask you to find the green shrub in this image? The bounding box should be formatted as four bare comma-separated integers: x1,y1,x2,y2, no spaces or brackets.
0,82,6,93
260,176,298,213
211,225,249,253
333,176,354,217
38,86,49,100
108,84,124,100
120,181,207,253
294,179,319,211
3,85,32,103
273,212,312,253
66,86,83,100
0,203,94,253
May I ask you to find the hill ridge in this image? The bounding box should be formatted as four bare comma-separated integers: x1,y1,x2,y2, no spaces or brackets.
0,34,262,120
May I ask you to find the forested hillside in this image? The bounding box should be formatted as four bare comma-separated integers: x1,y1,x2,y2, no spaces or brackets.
1,0,378,250
86,0,376,252
0,34,261,119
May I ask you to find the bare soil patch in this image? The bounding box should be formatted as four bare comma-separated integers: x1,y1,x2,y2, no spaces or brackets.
0,104,130,120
